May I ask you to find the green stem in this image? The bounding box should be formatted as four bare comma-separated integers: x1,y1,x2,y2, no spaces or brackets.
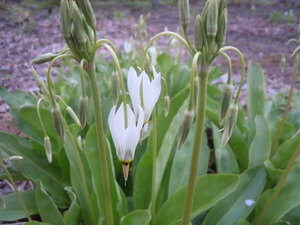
188,52,201,111
141,31,195,69
62,117,97,225
218,52,232,84
271,54,300,155
183,27,195,54
86,61,114,225
181,65,209,225
97,43,128,128
218,46,246,104
151,108,158,224
255,141,300,225
0,155,32,222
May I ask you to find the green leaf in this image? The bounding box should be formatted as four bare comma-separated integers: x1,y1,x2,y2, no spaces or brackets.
247,62,266,124
24,222,52,225
85,125,128,223
156,174,239,225
63,187,81,225
282,205,300,224
120,210,151,225
0,191,37,221
35,181,64,225
0,87,36,109
237,219,251,225
252,162,300,224
248,116,271,168
134,88,189,209
202,167,266,225
168,125,210,196
212,124,239,174
271,135,300,169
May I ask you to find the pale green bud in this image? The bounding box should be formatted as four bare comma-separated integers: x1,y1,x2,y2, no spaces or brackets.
51,105,65,141
44,136,52,163
280,56,286,72
32,53,57,64
164,95,170,117
112,71,120,105
76,0,96,30
219,83,233,125
67,106,81,126
216,8,227,49
221,104,238,147
71,2,87,53
179,0,190,29
79,96,88,129
218,0,227,15
60,0,72,40
178,109,194,150
8,156,24,161
206,0,218,38
194,15,206,51
32,67,48,95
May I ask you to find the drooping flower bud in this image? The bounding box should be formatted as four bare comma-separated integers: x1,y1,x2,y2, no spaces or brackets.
60,0,72,40
51,104,65,141
179,0,190,29
218,0,227,15
66,106,81,126
164,95,170,117
178,109,194,149
216,8,227,49
8,156,24,161
76,0,96,30
32,53,57,64
71,2,87,54
221,104,238,147
32,67,48,95
219,83,233,125
44,136,52,163
112,71,120,105
194,15,206,51
280,56,286,72
79,96,88,129
206,0,218,38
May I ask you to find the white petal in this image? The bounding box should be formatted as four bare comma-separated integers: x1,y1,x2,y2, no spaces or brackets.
127,67,141,116
108,105,121,153
121,126,140,161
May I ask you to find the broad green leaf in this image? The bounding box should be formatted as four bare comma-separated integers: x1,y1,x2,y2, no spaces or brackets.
252,162,300,224
212,124,239,174
272,222,290,225
134,88,189,209
63,187,81,225
35,181,64,225
282,205,300,224
24,222,52,225
168,125,210,196
248,116,271,168
120,210,151,225
0,87,36,109
0,191,37,221
156,174,239,225
247,62,266,124
237,219,251,225
85,125,128,224
264,161,284,187
0,132,68,207
271,135,300,169
202,167,266,225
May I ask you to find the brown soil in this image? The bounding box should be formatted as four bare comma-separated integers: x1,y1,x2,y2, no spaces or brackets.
0,1,300,133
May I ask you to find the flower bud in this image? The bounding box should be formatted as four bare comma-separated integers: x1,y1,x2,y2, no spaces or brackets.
178,109,194,150
194,15,206,51
206,0,218,38
8,156,24,161
218,0,227,15
179,0,190,29
221,104,238,147
32,67,48,94
67,106,81,126
51,105,65,141
280,56,286,72
44,136,52,163
164,95,170,117
112,71,120,104
219,83,233,125
79,96,88,129
216,8,227,49
71,2,87,53
32,53,57,64
60,0,72,40
76,0,96,30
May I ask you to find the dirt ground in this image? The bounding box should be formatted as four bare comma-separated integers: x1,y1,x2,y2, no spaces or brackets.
0,0,300,134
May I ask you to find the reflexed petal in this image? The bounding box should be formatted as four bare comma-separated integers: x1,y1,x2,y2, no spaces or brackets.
127,67,141,116
108,105,121,153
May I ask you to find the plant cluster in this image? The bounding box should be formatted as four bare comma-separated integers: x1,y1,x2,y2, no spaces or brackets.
0,0,300,225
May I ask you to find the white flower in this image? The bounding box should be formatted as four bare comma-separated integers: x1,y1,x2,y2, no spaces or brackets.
108,103,144,163
127,66,161,125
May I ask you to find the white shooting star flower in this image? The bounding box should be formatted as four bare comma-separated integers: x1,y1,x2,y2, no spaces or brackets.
127,66,161,128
